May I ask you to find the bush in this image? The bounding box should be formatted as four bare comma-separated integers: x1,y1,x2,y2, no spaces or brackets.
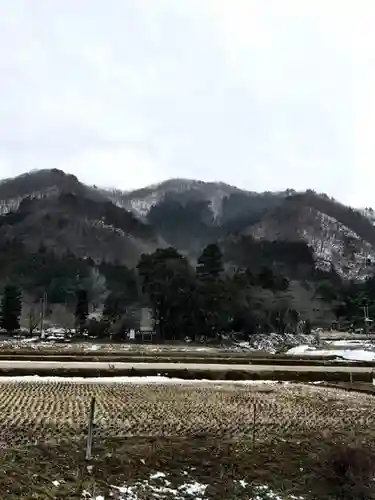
319,444,375,499
86,318,109,338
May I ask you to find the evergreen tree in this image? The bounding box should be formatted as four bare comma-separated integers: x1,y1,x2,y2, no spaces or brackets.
196,243,223,280
0,285,22,334
196,244,231,337
75,288,88,334
137,247,197,341
103,291,127,323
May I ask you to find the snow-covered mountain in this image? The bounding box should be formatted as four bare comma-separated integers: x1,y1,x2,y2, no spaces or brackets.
103,178,247,219
247,194,375,280
1,169,375,281
0,169,162,266
0,169,104,216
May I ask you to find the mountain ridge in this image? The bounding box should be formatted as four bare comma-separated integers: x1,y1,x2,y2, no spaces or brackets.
0,168,374,282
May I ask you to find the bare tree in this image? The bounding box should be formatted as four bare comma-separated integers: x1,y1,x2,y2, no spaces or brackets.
81,268,108,311
48,304,75,334
28,304,40,336
20,297,40,336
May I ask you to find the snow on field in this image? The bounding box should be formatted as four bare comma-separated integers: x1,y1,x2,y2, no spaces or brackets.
88,345,101,351
0,332,318,353
80,469,209,499
287,345,313,355
251,485,304,499
287,344,375,361
0,375,281,385
328,339,374,347
0,338,220,352
79,472,303,499
236,333,317,354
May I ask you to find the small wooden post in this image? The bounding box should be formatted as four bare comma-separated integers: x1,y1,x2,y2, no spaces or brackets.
86,397,96,460
349,372,353,385
252,401,257,450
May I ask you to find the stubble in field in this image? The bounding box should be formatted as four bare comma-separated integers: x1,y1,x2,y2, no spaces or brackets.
0,381,374,499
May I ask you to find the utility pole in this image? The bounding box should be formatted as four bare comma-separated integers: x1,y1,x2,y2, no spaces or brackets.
364,305,371,334
40,291,47,339
364,305,369,320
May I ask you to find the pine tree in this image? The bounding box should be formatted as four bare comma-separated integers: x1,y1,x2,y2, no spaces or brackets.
196,244,229,338
137,247,196,341
196,243,223,281
0,285,22,334
103,292,126,323
75,288,88,335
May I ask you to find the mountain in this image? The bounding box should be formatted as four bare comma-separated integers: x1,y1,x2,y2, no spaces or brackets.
0,169,163,267
104,177,288,223
5,168,375,332
1,169,375,283
0,168,106,214
103,178,288,255
109,179,375,281
244,192,375,281
104,178,242,218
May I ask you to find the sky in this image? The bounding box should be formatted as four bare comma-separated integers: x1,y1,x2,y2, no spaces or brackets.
0,0,374,207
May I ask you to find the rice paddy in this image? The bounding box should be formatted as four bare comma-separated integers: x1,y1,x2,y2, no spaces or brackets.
0,380,374,498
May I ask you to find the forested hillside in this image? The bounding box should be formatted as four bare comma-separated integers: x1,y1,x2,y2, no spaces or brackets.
0,169,374,336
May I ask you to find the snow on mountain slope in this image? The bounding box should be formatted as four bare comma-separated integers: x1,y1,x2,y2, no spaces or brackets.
104,178,244,219
0,185,62,215
249,203,375,280
302,211,375,279
0,170,162,266
2,169,375,281
0,169,104,215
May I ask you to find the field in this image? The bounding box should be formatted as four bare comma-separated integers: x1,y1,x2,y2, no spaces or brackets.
0,380,375,499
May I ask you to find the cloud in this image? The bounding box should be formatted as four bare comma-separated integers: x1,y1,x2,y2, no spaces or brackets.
0,0,373,206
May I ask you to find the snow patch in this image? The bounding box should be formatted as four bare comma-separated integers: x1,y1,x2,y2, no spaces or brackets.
149,472,166,480
95,471,209,499
328,339,374,347
0,375,281,385
235,333,317,354
178,481,207,496
287,345,314,355
287,345,375,361
88,345,100,351
252,484,304,499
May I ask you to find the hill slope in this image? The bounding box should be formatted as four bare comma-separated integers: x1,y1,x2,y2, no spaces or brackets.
113,180,375,281
0,170,163,267
104,178,287,223
244,194,375,280
1,170,375,282
0,169,107,214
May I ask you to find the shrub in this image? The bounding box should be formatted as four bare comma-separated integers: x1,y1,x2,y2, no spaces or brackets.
86,318,109,338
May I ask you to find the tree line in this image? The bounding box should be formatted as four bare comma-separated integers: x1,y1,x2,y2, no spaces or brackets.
1,240,374,339
0,243,303,339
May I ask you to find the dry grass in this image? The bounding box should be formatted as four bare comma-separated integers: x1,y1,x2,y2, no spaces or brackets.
0,382,374,446
0,381,374,498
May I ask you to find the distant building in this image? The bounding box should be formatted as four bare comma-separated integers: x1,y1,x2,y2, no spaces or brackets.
133,307,155,342
140,307,154,332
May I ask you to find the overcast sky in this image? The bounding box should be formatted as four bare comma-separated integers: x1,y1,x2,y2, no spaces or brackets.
0,1,374,207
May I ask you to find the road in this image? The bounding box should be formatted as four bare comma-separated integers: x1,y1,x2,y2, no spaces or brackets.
0,360,373,373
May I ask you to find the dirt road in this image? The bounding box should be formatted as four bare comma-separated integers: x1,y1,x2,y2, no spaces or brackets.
0,360,373,373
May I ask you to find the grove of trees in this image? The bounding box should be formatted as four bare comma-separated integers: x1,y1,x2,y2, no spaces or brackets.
0,239,374,339
0,285,22,333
